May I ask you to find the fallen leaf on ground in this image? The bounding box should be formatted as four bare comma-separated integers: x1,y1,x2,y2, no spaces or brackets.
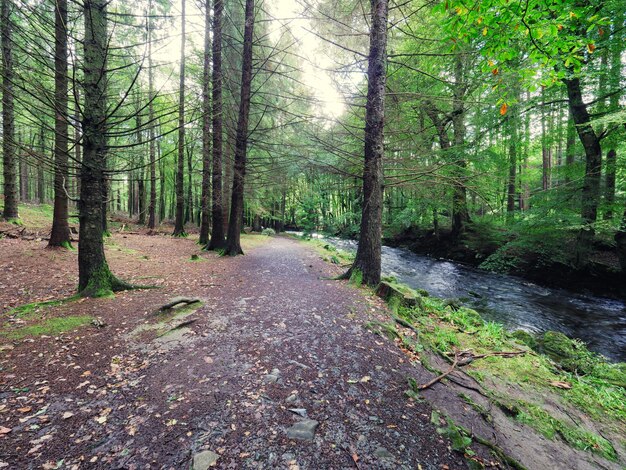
0,426,11,435
62,412,74,419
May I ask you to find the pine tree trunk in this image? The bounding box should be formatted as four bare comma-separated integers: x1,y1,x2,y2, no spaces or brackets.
603,14,622,221
451,54,469,238
79,0,129,296
37,127,45,204
198,0,212,245
224,0,254,256
19,150,28,201
186,141,193,224
207,0,227,250
346,0,388,286
1,0,18,220
604,149,616,220
74,86,82,200
147,0,157,230
506,86,520,217
173,0,186,236
137,106,146,224
49,0,71,247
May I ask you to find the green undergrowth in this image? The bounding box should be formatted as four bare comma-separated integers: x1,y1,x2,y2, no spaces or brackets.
372,282,625,462
0,203,54,230
298,237,355,265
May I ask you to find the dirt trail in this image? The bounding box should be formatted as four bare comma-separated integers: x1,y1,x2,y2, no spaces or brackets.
1,234,478,469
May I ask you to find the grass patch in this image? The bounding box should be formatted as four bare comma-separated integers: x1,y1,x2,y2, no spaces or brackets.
1,315,93,339
296,237,355,265
0,203,54,230
240,233,273,250
3,295,80,319
494,397,617,460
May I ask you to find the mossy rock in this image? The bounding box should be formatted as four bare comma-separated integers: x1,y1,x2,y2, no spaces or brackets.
511,330,537,349
376,281,422,312
537,331,599,375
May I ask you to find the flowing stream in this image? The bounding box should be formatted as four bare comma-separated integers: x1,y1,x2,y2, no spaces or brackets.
306,235,626,362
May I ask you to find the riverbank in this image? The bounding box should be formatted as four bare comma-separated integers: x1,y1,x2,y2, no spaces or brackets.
296,238,626,468
384,227,626,300
300,233,626,362
368,277,626,468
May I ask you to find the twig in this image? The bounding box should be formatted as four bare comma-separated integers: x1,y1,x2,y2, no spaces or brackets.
417,355,459,390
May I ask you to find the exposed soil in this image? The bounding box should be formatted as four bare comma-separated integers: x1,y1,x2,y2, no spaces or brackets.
0,231,617,469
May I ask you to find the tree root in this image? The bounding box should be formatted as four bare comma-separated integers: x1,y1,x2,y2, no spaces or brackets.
158,297,201,312
155,318,198,338
416,349,526,390
393,315,420,337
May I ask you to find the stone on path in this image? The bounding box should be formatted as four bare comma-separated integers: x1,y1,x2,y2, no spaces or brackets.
288,408,307,417
374,446,395,462
264,368,281,383
286,419,319,441
192,450,220,469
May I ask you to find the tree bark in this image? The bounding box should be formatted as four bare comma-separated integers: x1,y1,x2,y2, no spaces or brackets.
450,54,469,238
345,0,388,286
19,150,28,201
137,104,146,225
147,0,157,230
79,0,129,296
603,15,622,221
198,0,212,245
604,149,616,220
224,0,255,256
563,76,602,266
616,209,626,272
207,0,226,250
173,0,186,236
38,127,45,204
1,0,18,220
49,0,72,247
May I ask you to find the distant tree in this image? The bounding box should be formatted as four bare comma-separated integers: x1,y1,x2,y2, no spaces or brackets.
147,0,157,230
198,0,212,245
173,0,186,236
224,0,255,255
207,0,227,250
49,0,71,247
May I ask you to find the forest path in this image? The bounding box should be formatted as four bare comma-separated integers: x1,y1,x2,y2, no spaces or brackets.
1,234,471,469
130,235,469,469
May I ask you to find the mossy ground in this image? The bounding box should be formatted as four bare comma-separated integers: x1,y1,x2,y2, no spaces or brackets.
1,315,93,340
1,296,92,340
0,202,55,230
386,292,625,461
296,236,355,265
